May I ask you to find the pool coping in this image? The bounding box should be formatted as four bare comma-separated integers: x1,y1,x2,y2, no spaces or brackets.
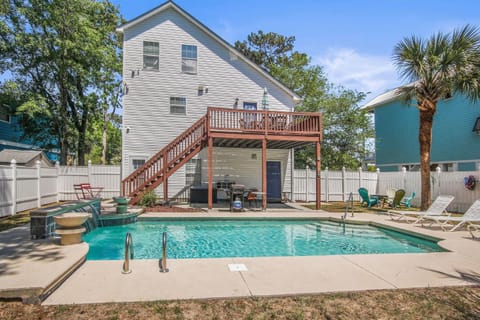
1,209,480,305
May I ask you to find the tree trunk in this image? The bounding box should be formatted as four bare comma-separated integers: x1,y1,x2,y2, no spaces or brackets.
101,111,108,165
419,106,435,211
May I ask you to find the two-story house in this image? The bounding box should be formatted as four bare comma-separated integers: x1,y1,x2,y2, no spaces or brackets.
363,88,480,172
116,1,323,209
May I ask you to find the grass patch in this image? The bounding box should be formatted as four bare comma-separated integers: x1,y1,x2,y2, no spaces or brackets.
0,211,30,232
303,201,420,214
0,202,63,232
0,287,478,319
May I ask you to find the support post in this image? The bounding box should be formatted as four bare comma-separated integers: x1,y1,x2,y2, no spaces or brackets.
36,160,41,208
262,138,267,210
163,154,168,203
10,159,17,216
208,137,213,209
315,141,321,210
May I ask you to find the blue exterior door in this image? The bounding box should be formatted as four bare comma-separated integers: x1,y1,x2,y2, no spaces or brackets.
267,161,281,203
243,102,257,128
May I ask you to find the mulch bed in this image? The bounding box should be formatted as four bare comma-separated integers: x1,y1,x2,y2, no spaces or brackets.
144,206,204,213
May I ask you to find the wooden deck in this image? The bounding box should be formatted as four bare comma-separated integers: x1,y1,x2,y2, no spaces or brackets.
122,107,322,208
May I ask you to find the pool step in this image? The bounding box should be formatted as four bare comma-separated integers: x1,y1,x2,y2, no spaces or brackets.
306,222,387,239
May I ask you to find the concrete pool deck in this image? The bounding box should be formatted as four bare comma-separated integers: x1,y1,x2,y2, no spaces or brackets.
1,206,480,305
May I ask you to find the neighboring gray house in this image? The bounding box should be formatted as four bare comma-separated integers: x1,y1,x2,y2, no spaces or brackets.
0,150,53,167
116,1,322,207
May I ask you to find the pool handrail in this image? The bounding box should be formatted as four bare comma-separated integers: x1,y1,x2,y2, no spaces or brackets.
160,232,169,273
122,232,134,274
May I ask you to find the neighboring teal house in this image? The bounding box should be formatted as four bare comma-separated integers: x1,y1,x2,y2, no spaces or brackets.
0,105,59,162
363,88,480,172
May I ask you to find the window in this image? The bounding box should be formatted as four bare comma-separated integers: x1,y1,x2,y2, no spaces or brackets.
132,159,145,170
0,105,10,123
143,41,159,70
181,45,197,74
170,97,186,114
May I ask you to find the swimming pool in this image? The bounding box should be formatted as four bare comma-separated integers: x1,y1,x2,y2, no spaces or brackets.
83,219,444,260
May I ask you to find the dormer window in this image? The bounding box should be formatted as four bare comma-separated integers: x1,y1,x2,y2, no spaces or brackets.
143,41,159,70
181,45,197,74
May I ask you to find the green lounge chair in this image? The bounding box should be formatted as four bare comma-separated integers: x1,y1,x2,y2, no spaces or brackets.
358,187,378,208
388,189,405,208
400,192,416,208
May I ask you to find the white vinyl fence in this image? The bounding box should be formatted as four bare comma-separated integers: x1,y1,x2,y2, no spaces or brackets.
377,168,480,212
0,160,120,217
292,167,377,202
1,161,479,217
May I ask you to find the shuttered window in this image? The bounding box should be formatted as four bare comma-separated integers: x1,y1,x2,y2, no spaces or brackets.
170,97,186,114
143,41,159,70
181,45,197,74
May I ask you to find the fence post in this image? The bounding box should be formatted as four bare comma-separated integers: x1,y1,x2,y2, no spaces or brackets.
305,165,309,202
358,167,363,202
376,168,380,194
325,167,329,203
402,166,407,191
36,160,41,208
88,159,92,184
10,159,16,216
435,166,441,199
55,161,60,202
342,166,346,201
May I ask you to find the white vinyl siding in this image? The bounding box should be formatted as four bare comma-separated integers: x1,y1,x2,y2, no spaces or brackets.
170,97,186,114
143,41,159,70
181,44,197,74
121,7,296,195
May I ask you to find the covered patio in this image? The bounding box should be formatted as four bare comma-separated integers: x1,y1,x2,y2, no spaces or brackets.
205,107,323,210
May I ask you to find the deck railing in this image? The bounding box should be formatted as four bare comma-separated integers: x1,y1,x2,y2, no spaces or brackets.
207,107,322,136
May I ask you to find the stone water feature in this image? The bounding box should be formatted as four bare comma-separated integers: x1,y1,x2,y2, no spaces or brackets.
54,212,90,245
30,199,101,240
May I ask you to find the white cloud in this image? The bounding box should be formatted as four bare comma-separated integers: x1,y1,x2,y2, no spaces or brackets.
314,48,401,100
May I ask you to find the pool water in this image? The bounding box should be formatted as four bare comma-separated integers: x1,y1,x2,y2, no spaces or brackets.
83,219,445,260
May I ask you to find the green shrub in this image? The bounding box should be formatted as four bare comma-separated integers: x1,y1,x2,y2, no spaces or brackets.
139,191,158,207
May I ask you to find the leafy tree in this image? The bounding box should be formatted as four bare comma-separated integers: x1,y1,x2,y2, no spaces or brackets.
235,31,372,169
0,0,123,165
85,113,122,164
393,25,480,210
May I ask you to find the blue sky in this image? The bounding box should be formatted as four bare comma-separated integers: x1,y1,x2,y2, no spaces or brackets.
112,0,480,102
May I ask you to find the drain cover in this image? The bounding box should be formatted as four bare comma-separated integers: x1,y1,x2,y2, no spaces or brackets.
228,264,248,272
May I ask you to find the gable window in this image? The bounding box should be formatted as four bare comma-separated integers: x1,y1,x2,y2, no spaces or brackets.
0,105,10,123
170,97,186,114
181,45,197,74
143,41,159,70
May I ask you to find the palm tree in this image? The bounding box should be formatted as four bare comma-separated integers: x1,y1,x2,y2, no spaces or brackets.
393,25,480,210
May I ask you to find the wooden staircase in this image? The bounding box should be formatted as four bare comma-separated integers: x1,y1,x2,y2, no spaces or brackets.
122,116,208,205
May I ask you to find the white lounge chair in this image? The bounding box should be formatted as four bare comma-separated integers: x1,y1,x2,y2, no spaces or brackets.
421,199,480,231
388,195,454,224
